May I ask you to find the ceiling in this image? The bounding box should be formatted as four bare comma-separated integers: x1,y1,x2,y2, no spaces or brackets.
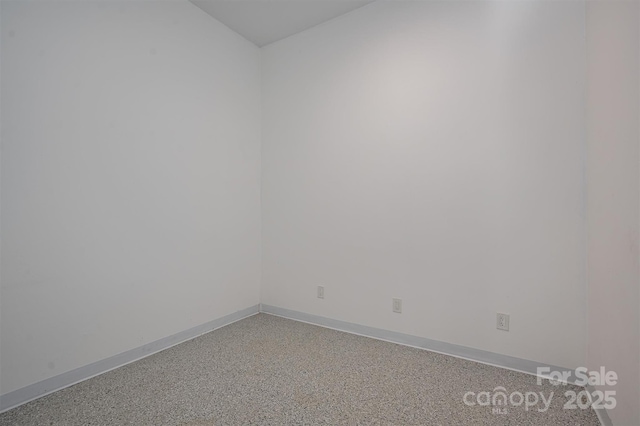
190,0,375,47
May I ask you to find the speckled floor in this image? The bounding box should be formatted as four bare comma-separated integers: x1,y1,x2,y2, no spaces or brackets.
0,313,599,425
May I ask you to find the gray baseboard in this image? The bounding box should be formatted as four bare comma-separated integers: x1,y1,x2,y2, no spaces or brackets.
585,384,613,426
0,304,260,413
259,304,581,384
2,304,608,426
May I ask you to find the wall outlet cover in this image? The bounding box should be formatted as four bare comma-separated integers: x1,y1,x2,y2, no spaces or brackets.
497,313,510,331
392,298,402,313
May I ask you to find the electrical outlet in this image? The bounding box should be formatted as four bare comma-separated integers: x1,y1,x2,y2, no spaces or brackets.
392,298,402,313
317,286,324,299
497,313,510,331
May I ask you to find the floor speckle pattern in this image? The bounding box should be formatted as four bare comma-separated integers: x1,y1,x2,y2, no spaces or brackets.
0,313,600,425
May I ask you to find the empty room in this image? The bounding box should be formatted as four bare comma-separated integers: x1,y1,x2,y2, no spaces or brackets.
1,0,638,425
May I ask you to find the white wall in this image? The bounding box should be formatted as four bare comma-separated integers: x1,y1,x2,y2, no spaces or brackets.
586,2,639,425
4,1,638,419
1,0,261,395
261,1,587,369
